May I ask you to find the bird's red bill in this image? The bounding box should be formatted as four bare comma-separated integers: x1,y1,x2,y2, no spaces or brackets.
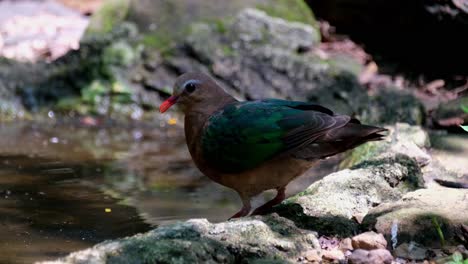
159,95,179,113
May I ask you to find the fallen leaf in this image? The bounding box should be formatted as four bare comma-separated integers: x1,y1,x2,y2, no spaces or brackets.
168,118,177,125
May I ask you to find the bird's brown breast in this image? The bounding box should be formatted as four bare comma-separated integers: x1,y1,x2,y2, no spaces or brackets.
216,156,315,197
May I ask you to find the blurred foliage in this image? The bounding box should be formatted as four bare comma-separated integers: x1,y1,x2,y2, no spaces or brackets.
447,252,468,264
103,41,137,67
461,105,468,113
57,79,134,116
140,34,174,54
461,105,468,132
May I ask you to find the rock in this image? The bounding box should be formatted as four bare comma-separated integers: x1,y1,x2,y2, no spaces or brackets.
1,0,428,126
366,88,425,126
1,0,423,125
134,6,383,124
0,23,152,120
39,214,321,264
1,2,353,123
351,231,387,250
272,123,427,237
311,71,425,127
348,249,393,264
363,187,468,247
231,8,319,51
126,0,318,48
339,238,353,252
341,123,431,169
322,249,345,262
177,8,350,101
274,153,423,236
353,213,366,224
303,72,370,118
393,242,428,260
304,249,322,262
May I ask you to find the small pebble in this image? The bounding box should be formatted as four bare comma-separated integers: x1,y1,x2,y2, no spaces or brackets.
352,231,387,250
304,249,321,262
322,249,345,262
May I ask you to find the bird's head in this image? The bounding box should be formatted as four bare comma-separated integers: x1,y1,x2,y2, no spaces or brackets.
159,72,231,114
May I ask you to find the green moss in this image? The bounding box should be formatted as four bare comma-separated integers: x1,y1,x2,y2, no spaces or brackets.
257,0,318,27
275,202,359,236
339,142,380,169
141,33,175,56
108,235,234,264
283,183,319,204
212,19,228,34
81,80,108,104
103,41,137,66
55,78,136,116
55,97,86,113
85,0,131,34
221,44,235,56
149,181,178,191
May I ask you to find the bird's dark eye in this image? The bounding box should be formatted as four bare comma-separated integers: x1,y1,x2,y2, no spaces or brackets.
185,82,196,93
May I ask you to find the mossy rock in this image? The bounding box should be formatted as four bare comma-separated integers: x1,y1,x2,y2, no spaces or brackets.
305,71,369,116
363,88,425,125
42,215,321,263
274,153,423,237
340,123,431,169
116,0,319,52
255,0,317,26
362,188,468,247
85,0,131,35
275,123,430,236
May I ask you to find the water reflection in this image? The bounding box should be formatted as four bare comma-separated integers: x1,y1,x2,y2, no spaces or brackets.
0,120,340,263
0,155,150,264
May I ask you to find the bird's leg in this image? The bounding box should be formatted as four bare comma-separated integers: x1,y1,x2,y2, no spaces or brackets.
250,186,286,216
229,195,251,220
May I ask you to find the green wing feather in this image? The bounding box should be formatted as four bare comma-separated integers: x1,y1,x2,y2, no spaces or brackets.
201,99,346,173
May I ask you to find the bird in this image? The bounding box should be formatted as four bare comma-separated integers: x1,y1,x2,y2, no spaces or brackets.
160,72,387,219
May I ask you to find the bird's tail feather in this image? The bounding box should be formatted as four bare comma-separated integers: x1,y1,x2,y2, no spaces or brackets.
293,122,387,161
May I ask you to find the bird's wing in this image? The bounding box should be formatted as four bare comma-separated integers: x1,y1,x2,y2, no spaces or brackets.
201,99,349,173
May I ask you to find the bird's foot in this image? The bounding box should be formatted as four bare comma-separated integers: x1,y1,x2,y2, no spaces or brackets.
228,203,251,220
250,206,271,216
250,202,279,216
250,187,286,216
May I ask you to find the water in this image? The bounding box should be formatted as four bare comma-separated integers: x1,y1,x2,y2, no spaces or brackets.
0,120,339,263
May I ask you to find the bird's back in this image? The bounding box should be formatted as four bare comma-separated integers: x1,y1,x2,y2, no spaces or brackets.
199,99,386,174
